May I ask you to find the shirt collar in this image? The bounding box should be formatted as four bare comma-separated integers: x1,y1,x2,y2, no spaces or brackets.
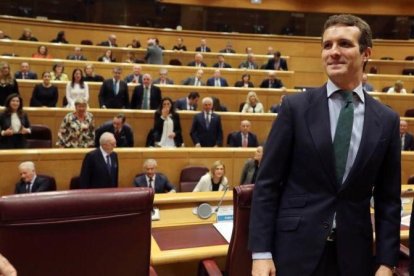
326,79,365,103
99,146,111,158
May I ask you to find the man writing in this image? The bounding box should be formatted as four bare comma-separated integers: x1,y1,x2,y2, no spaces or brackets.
249,14,401,276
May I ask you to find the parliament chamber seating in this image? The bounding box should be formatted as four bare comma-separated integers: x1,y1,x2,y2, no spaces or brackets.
179,165,209,192
26,124,52,148
0,187,156,276
198,184,254,276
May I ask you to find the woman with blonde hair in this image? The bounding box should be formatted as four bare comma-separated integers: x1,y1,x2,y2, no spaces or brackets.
0,62,19,106
241,91,264,113
193,160,228,192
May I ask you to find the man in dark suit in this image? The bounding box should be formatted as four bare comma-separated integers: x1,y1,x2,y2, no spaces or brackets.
190,97,223,147
239,53,259,69
228,120,259,147
131,73,162,110
95,114,134,147
14,62,37,79
99,67,129,109
265,51,288,70
124,64,143,84
259,71,285,89
269,95,285,113
133,159,176,193
80,132,118,189
153,68,174,85
219,41,236,53
182,69,205,86
187,53,207,67
175,92,200,111
15,161,55,194
145,38,163,65
212,54,232,68
66,46,87,60
206,69,229,87
195,38,211,52
249,14,400,276
400,119,414,151
98,34,118,47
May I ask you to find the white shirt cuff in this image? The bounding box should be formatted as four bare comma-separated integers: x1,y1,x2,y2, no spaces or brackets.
252,252,273,260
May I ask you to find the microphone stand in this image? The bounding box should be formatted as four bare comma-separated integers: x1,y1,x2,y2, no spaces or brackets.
214,185,229,213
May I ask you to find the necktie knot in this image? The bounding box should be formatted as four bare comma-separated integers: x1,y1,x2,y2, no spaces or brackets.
338,90,354,105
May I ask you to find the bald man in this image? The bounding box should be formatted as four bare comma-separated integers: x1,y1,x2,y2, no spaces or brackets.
15,161,55,194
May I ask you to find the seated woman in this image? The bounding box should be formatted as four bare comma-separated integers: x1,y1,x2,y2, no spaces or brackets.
57,98,95,148
234,74,254,88
98,49,116,63
0,62,19,106
66,68,89,109
172,37,187,51
50,63,69,81
193,160,228,192
0,94,31,149
241,91,264,113
50,31,69,44
32,45,53,59
387,80,407,94
153,97,183,147
240,146,263,185
126,39,141,48
19,28,38,41
30,71,58,107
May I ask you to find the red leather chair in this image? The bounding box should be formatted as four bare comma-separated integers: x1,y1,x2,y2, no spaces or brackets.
404,109,414,117
26,124,52,148
407,175,414,184
69,175,80,189
179,165,209,192
0,188,156,276
198,184,254,276
395,244,410,276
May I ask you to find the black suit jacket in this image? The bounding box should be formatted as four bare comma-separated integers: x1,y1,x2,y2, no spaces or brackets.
152,112,183,147
227,131,259,147
206,77,229,87
174,97,197,111
0,112,30,149
15,175,55,194
195,46,211,52
130,85,162,110
265,57,288,70
14,71,38,79
249,85,401,275
212,62,232,68
66,54,87,61
402,132,414,151
259,79,284,89
98,41,118,47
187,61,207,67
234,81,254,88
84,75,104,82
99,79,129,108
80,148,118,189
190,112,223,147
133,173,175,193
95,121,134,147
124,74,143,84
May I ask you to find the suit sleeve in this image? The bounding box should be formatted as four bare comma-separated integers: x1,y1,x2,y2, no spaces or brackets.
30,85,42,107
130,86,138,109
79,153,92,188
126,126,134,147
190,116,200,145
123,83,129,108
98,82,106,107
216,116,223,146
173,113,183,146
37,178,55,192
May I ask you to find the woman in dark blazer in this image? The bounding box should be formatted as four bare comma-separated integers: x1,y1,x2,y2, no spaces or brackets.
30,71,59,107
234,73,254,88
0,93,31,149
152,97,183,147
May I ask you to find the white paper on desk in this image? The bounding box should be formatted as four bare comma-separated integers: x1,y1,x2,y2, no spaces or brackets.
213,222,233,243
401,215,411,227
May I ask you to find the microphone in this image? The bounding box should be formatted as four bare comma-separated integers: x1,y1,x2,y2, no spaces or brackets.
214,185,229,213
196,185,229,219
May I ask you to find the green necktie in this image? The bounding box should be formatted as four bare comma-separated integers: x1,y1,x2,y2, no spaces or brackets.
142,87,149,109
333,90,354,184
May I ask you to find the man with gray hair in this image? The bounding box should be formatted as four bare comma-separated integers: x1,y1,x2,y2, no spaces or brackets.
133,159,176,193
80,132,118,189
190,97,223,147
98,34,117,47
145,38,163,65
99,67,129,109
15,161,55,194
153,68,174,85
131,73,162,110
66,47,87,61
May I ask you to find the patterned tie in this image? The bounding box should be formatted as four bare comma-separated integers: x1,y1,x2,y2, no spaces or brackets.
205,112,210,128
106,155,112,175
242,134,248,147
142,87,149,109
333,90,354,184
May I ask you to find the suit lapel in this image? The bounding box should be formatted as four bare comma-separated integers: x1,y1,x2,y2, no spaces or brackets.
305,87,338,190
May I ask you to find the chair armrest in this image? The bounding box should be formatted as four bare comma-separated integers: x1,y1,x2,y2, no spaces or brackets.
400,244,410,258
198,259,223,276
150,266,158,276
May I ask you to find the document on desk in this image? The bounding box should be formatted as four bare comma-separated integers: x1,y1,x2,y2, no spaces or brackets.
213,222,233,243
401,214,411,227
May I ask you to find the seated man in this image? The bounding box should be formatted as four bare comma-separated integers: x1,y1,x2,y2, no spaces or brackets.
228,120,259,147
67,46,87,60
212,54,232,68
14,62,38,79
175,91,200,111
153,68,174,85
83,64,104,82
195,38,211,52
133,159,176,193
401,119,414,151
239,53,259,69
187,53,207,67
0,30,11,40
362,73,374,91
95,114,134,147
124,64,143,84
265,51,288,70
98,34,118,47
15,161,55,194
182,69,205,86
259,71,285,89
219,41,236,53
269,95,285,113
206,69,229,87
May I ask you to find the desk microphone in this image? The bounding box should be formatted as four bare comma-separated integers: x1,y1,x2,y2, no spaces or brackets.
196,185,229,219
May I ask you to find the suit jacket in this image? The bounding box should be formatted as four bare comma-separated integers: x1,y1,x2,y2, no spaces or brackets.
234,81,254,88
227,131,258,147
259,78,284,89
80,148,118,189
133,173,175,193
219,48,236,54
15,175,55,194
182,77,205,86
402,132,414,151
0,112,30,149
130,85,162,110
124,74,143,84
265,57,288,70
212,62,232,68
240,158,259,185
152,112,183,147
153,78,174,85
174,97,197,111
98,41,118,47
98,79,129,108
195,46,211,52
190,112,223,147
238,61,259,69
95,121,134,147
145,45,163,65
206,77,229,87
269,104,281,113
187,61,207,67
14,71,38,79
249,85,401,275
67,54,87,60
84,75,104,82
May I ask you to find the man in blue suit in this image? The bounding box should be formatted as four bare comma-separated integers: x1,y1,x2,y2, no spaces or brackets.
190,97,223,147
227,120,259,147
250,14,401,276
14,62,37,79
265,51,288,71
175,92,200,111
133,159,176,193
206,69,229,87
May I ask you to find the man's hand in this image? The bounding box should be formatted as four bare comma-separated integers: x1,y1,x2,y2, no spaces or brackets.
375,265,393,276
0,254,16,276
252,259,276,276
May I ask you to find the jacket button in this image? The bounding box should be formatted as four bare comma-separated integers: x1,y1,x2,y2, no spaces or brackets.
322,222,330,229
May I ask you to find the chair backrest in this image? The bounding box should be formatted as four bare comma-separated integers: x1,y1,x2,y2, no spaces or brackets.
69,175,80,189
402,69,414,75
405,109,414,118
80,39,93,45
0,188,154,276
225,184,254,276
382,86,391,92
405,56,414,61
407,175,414,184
37,174,57,191
179,166,209,192
26,124,52,148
